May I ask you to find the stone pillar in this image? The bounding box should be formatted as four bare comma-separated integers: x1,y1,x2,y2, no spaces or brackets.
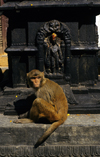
65,39,71,83
37,41,44,72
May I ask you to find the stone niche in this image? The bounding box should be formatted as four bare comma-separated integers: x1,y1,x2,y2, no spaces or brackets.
0,0,99,88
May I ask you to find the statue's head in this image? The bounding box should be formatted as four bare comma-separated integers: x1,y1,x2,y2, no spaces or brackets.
51,33,57,45
52,33,57,41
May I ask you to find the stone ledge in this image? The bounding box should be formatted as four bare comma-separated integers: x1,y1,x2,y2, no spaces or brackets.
0,114,100,146
1,0,100,11
71,86,88,94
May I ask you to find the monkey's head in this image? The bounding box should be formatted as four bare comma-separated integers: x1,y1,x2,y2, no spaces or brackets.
27,69,46,89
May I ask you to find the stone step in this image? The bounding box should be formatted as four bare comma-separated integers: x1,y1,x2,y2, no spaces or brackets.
1,86,100,115
0,114,100,156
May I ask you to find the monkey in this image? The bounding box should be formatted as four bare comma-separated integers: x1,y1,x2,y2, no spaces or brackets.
13,69,68,148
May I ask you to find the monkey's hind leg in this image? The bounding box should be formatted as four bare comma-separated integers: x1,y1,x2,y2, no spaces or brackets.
30,98,60,123
13,118,33,124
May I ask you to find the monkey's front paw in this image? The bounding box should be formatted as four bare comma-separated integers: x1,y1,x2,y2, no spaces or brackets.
13,119,22,124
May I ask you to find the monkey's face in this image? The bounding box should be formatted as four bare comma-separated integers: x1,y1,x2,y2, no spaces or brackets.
27,70,45,88
30,76,42,88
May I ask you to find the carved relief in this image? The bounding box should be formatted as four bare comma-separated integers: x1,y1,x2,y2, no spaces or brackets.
44,33,64,74
37,20,71,80
37,20,70,43
0,145,100,157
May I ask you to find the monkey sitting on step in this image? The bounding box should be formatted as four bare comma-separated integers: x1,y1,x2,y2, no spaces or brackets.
13,69,68,148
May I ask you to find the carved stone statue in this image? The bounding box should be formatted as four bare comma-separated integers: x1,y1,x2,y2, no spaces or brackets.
37,20,71,80
44,33,63,74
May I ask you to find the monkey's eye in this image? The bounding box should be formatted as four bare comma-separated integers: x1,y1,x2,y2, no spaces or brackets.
30,77,41,79
37,77,41,79
30,77,36,79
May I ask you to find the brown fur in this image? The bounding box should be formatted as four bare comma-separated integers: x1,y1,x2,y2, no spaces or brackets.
13,69,68,148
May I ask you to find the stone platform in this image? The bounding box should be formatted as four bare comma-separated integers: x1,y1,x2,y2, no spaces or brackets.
0,114,100,157
1,82,100,115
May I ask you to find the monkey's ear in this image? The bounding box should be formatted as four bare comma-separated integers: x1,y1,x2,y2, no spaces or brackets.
42,72,44,76
42,72,45,78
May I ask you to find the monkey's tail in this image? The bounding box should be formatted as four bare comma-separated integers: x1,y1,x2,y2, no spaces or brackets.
34,120,62,148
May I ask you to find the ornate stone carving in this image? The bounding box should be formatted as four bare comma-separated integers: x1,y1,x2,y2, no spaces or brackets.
37,20,70,44
44,33,64,74
0,145,100,157
37,20,71,81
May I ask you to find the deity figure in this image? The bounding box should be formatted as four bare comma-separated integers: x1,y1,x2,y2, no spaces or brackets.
44,33,63,74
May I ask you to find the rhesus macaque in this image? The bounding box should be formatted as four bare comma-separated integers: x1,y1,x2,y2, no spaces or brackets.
13,69,68,148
